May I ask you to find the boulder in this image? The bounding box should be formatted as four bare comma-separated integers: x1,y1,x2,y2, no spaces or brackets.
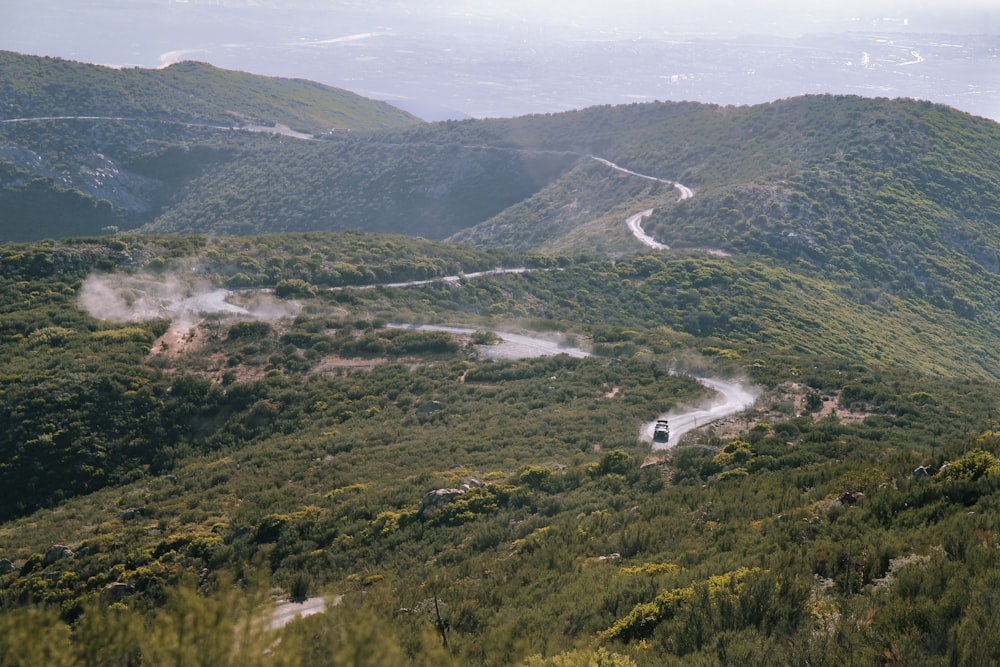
835,492,865,506
102,582,134,603
418,488,465,517
0,559,15,575
117,507,148,521
42,545,75,565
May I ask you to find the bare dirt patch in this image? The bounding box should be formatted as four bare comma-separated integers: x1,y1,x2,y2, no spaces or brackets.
148,319,202,359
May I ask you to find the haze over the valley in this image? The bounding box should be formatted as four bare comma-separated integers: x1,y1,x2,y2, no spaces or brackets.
3,0,998,121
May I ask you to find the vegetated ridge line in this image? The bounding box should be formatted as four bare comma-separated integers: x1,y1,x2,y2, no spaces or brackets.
0,115,318,138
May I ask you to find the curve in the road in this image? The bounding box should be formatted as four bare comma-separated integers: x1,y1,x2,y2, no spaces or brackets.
590,157,693,250
387,323,588,359
269,596,330,630
392,323,756,442
643,377,759,450
336,267,536,291
625,209,669,250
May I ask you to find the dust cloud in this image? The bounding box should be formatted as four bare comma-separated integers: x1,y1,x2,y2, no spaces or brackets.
78,273,300,326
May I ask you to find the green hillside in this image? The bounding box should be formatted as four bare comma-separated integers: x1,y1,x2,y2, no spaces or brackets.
4,56,1000,664
140,95,1000,270
0,52,421,242
1,233,1000,664
0,51,419,133
140,140,578,238
4,53,999,268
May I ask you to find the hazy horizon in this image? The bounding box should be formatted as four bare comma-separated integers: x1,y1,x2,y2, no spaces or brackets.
2,0,998,120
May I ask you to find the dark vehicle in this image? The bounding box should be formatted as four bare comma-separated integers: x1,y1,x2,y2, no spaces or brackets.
653,419,670,442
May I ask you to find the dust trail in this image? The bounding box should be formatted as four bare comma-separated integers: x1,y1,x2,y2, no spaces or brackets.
78,273,300,352
647,377,759,450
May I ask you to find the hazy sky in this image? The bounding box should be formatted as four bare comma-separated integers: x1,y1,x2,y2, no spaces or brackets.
4,1,996,52
2,0,998,119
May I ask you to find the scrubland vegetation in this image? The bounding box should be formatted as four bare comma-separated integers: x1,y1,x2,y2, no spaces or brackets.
5,53,1000,664
2,233,1000,665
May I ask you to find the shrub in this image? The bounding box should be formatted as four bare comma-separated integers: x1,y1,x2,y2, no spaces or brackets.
228,321,272,340
589,450,635,477
288,572,311,601
274,279,317,298
937,449,1000,482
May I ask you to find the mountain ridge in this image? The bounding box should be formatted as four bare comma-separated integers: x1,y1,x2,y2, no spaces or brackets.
0,51,420,133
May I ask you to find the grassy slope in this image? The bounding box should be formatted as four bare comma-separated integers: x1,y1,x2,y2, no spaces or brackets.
3,88,1000,663
140,140,580,238
137,95,1000,276
457,97,1000,254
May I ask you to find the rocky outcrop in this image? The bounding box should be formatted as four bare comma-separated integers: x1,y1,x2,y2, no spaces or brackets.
117,507,148,521
417,477,484,517
418,488,465,517
42,545,75,565
102,582,134,603
835,492,865,506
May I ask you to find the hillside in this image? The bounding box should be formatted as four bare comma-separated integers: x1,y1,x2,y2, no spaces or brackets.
0,51,421,241
3,52,999,275
128,95,1000,383
0,54,1000,264
139,140,579,238
0,51,419,133
1,234,1000,665
140,95,1000,264
5,56,1000,665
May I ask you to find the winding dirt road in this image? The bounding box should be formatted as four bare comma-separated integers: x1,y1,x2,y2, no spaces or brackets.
642,377,758,450
392,323,756,446
625,209,669,250
590,157,693,250
387,323,588,359
269,596,330,630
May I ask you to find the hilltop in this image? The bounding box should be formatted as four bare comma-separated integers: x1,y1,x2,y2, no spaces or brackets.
0,51,419,133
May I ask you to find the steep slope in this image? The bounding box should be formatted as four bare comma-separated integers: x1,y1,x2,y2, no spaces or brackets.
457,96,1000,256
140,140,579,238
446,98,1000,353
141,95,1000,270
448,159,679,254
0,52,421,242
